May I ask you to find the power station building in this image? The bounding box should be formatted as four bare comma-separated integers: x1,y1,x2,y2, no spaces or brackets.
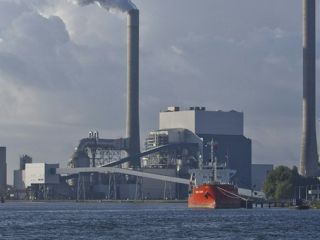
0,147,7,195
145,107,252,188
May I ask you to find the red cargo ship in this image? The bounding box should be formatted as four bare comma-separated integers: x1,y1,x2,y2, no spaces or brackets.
188,183,241,209
187,140,242,209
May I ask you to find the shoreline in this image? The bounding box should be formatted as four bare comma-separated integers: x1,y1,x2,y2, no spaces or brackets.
4,199,188,204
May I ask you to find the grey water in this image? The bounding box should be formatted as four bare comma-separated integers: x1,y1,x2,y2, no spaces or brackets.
0,202,320,240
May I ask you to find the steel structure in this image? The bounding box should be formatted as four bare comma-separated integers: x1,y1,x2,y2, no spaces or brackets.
57,167,190,185
56,167,264,199
69,135,129,168
102,143,198,167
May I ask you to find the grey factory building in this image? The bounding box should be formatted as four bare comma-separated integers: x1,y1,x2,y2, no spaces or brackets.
14,155,32,199
0,147,7,195
147,106,252,189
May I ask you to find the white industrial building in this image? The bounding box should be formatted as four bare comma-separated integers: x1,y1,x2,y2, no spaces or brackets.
23,163,72,200
160,107,243,136
14,162,61,200
25,163,60,187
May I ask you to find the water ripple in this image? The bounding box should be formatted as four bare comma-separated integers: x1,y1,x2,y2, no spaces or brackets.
0,202,319,240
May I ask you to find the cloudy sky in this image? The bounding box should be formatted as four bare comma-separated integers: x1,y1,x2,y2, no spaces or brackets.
0,0,319,183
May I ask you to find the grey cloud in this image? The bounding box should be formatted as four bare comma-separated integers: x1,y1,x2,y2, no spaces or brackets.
0,0,317,183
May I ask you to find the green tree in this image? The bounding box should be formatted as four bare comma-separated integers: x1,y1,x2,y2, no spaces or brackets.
263,165,320,201
263,166,294,200
275,181,293,200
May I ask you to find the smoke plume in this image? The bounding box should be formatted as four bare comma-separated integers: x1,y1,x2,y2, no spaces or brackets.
73,0,137,12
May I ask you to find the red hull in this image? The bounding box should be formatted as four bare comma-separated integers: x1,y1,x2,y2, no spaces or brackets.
188,184,241,209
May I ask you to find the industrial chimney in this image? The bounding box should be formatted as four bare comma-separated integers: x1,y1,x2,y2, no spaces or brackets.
126,9,140,168
300,0,319,177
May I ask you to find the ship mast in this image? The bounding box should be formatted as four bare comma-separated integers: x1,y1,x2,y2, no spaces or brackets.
210,139,217,182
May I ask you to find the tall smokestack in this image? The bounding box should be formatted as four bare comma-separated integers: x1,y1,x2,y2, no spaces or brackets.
126,9,140,168
300,0,319,176
74,0,140,167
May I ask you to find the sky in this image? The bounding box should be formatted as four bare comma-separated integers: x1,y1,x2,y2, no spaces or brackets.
0,0,319,184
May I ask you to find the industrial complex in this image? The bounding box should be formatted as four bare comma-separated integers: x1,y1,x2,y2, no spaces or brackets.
9,106,269,201
0,0,319,202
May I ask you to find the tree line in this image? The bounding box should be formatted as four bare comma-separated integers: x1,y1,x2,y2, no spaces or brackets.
263,166,320,201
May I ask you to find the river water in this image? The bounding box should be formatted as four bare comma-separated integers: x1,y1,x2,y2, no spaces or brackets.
0,202,319,240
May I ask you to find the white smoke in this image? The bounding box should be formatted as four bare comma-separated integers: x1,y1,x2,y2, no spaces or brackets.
73,0,137,12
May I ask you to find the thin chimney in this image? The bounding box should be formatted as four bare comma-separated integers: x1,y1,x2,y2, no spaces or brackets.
126,9,140,168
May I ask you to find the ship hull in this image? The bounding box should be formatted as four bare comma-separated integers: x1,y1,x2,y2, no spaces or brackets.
188,184,241,209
